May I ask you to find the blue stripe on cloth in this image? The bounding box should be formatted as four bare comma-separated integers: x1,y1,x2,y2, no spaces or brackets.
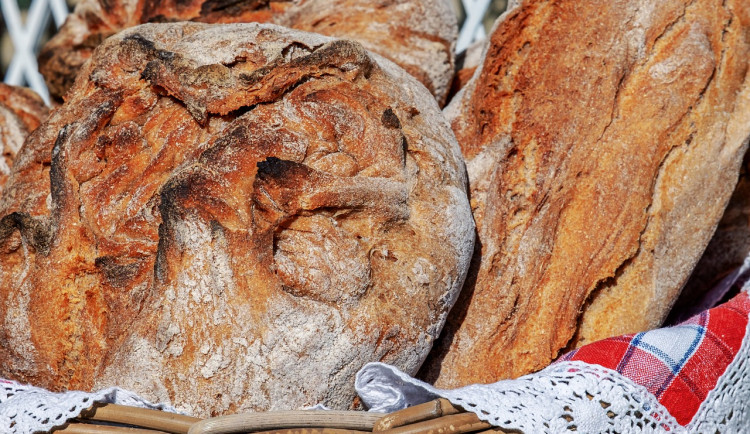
674,313,709,371
614,313,707,399
653,312,708,398
615,332,644,373
636,324,706,373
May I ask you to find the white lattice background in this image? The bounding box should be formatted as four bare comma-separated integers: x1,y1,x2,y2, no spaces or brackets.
1,0,501,103
1,0,68,102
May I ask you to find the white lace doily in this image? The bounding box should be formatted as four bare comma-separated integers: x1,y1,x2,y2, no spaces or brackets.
356,361,685,433
685,296,750,433
0,379,176,433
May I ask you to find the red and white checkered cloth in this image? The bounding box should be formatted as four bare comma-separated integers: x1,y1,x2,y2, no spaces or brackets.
557,290,750,425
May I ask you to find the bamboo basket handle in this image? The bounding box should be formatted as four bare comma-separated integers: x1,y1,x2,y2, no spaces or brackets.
378,412,493,434
73,403,200,433
374,399,511,434
236,429,370,434
56,422,170,433
188,410,382,434
373,398,460,431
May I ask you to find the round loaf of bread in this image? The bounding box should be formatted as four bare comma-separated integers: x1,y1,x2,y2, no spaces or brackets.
38,0,457,105
0,22,474,415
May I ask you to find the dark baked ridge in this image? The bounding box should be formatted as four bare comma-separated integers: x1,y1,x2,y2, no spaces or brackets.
422,0,750,387
38,0,457,105
1,23,474,415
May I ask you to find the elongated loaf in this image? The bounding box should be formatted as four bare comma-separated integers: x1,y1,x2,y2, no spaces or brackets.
421,0,750,387
38,0,457,104
0,22,474,415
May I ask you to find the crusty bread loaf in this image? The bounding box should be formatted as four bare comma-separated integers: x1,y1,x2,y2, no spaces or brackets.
421,0,750,387
1,22,474,415
0,84,48,195
38,0,457,105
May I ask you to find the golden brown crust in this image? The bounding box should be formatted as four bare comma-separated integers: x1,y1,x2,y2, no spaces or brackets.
38,0,457,104
422,0,750,387
2,22,474,416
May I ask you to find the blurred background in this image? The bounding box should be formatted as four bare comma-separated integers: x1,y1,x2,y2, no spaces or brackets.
2,0,74,79
1,0,508,100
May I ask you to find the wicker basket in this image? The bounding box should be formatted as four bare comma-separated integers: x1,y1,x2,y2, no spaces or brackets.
54,398,508,434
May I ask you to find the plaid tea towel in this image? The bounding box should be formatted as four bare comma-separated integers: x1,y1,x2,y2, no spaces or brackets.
557,290,750,426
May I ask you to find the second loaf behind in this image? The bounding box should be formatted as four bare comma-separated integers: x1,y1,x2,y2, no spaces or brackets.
422,0,750,388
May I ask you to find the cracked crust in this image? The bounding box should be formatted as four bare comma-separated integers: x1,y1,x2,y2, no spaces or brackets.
38,0,457,105
0,23,474,415
422,0,750,387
